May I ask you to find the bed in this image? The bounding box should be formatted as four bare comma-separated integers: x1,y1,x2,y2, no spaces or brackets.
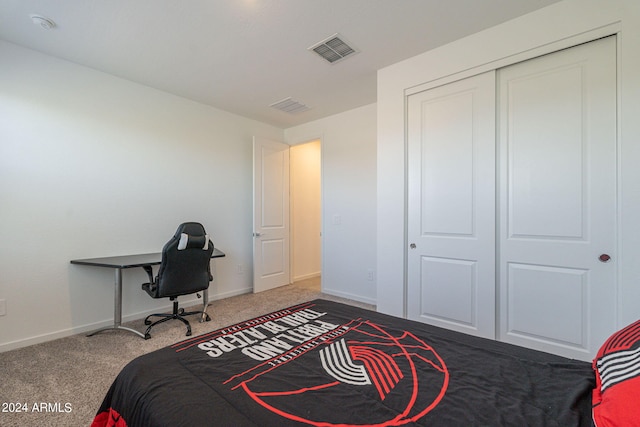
90,299,634,426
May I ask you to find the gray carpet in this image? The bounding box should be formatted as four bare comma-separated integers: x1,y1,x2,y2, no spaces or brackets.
0,279,373,427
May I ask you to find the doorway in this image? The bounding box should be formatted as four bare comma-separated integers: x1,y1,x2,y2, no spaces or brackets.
252,137,322,293
290,139,322,287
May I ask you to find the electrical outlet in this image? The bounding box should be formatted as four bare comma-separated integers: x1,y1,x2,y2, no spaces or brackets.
0,299,6,316
367,270,375,281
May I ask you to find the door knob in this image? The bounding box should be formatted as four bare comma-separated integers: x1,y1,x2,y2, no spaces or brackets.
253,232,262,237
410,243,416,249
599,254,611,263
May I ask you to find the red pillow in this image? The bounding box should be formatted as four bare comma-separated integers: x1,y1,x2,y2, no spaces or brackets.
592,319,640,427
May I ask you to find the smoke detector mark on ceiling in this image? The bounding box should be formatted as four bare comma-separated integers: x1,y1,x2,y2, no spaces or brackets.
308,33,358,64
30,15,56,30
269,97,311,114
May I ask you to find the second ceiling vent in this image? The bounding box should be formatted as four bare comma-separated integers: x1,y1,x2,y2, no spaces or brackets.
269,97,311,114
308,33,358,64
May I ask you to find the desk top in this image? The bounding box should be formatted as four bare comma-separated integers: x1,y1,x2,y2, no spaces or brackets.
71,248,225,269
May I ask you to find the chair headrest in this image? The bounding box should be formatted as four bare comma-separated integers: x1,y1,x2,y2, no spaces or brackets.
177,233,210,250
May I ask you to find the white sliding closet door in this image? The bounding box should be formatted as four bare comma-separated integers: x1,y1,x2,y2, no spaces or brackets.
497,36,617,360
406,37,617,360
407,71,496,339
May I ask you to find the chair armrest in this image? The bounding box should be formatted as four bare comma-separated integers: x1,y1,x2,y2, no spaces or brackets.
142,265,155,283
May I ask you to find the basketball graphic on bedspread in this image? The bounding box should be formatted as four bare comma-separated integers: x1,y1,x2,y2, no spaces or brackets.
240,320,449,426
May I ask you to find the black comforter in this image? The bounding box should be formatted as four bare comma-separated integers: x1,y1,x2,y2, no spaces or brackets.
92,299,594,426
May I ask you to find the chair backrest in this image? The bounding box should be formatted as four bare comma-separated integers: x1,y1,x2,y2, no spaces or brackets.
153,222,214,298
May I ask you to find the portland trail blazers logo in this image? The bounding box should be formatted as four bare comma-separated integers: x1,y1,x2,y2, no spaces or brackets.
207,305,450,426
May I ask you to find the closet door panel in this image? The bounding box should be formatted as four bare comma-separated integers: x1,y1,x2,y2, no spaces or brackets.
407,71,496,339
418,92,474,235
507,65,584,238
507,263,587,347
498,36,617,360
419,257,477,327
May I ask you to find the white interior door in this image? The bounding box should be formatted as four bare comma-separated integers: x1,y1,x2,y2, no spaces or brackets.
253,137,290,293
407,71,497,339
497,36,617,360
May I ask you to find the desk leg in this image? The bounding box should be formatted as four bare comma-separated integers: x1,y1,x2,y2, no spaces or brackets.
114,267,122,327
87,268,146,339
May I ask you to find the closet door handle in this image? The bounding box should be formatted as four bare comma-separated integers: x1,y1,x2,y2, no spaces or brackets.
599,254,611,263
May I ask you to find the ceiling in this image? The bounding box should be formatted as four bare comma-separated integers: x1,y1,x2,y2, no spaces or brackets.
0,0,563,128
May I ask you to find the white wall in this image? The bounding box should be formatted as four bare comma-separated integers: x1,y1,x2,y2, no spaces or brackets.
377,0,640,328
290,140,321,281
286,104,377,304
0,41,284,351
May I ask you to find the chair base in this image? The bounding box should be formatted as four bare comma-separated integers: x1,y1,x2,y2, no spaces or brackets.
143,299,211,340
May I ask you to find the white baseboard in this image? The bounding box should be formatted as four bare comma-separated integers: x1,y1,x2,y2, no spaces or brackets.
292,272,321,282
0,288,254,353
321,288,377,306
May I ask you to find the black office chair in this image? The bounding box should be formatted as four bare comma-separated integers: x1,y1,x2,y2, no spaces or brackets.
141,222,214,339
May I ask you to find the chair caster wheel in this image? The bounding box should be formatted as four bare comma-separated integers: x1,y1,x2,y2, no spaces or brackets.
186,330,192,336
204,314,211,322
144,333,151,340
144,320,151,325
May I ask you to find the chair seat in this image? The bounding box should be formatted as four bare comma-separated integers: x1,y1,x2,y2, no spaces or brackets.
141,282,156,297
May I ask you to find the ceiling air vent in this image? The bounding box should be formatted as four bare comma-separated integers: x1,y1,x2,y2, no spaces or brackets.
269,97,311,114
308,33,358,64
